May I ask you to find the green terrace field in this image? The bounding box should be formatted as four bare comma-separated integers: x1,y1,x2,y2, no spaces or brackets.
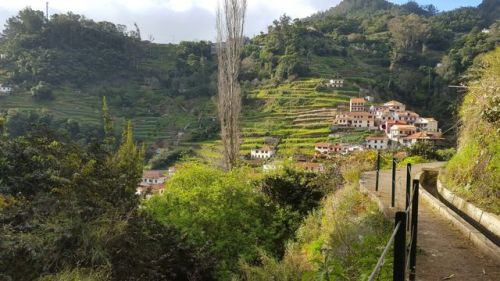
0,88,215,146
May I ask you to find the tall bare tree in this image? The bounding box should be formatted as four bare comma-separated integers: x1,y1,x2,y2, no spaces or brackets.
216,0,247,170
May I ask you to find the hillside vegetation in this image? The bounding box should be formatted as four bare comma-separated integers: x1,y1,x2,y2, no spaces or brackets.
0,9,218,146
442,47,500,214
1,0,499,155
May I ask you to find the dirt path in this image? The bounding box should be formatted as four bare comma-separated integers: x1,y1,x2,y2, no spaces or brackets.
360,163,500,281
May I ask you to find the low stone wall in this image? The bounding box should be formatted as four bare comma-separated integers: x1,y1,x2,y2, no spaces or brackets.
437,179,500,240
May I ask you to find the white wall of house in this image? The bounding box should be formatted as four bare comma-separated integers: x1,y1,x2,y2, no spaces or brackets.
329,79,344,88
415,118,438,132
384,101,406,112
251,149,275,159
142,177,166,185
365,139,389,150
389,126,417,141
0,85,13,94
394,111,419,124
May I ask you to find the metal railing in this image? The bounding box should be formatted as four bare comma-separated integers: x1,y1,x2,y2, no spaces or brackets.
369,151,420,281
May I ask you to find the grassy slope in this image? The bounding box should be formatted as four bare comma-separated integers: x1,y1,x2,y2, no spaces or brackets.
441,47,500,214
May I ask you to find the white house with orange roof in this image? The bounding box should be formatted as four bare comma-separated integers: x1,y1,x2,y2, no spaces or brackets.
137,170,168,197
374,108,395,125
380,120,408,134
400,131,444,147
415,117,439,132
350,97,366,112
315,143,343,155
335,112,376,129
141,170,168,185
251,146,275,159
393,110,420,124
383,100,406,112
365,135,390,150
389,125,417,142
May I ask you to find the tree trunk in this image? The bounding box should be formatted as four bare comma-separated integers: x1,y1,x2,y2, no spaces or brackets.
216,0,247,170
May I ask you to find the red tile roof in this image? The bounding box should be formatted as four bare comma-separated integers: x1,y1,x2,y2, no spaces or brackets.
350,98,366,103
366,136,388,140
143,170,167,179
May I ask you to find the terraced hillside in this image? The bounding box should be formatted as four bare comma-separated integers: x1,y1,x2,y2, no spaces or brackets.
0,89,215,146
196,78,374,161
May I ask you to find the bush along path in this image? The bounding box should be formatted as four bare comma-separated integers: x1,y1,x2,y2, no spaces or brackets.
360,162,500,280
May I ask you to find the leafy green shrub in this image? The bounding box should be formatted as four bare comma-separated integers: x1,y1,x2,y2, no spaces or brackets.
257,166,343,256
397,155,427,168
148,148,193,169
145,164,274,279
406,141,438,160
240,186,393,281
436,148,456,161
31,81,54,100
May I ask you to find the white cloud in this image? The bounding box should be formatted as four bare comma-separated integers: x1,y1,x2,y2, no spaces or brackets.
0,0,338,43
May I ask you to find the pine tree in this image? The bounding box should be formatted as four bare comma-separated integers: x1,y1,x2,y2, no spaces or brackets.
102,96,115,149
111,121,144,203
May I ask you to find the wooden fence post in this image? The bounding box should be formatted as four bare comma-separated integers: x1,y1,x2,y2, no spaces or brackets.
409,179,420,281
375,151,380,191
391,158,396,207
405,163,412,210
393,211,407,281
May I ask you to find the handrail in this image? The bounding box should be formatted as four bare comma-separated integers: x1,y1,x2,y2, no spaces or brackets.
368,222,402,281
370,154,420,281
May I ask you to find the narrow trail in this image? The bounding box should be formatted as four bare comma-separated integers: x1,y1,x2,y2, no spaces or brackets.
360,163,500,281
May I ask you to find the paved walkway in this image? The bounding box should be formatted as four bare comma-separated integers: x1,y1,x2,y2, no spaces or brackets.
360,163,500,281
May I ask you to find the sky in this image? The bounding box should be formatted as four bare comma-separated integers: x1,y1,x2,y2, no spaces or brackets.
0,0,483,43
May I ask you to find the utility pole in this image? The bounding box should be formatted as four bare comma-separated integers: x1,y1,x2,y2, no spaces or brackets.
46,2,49,20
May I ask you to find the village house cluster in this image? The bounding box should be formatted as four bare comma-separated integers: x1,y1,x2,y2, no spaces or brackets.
318,98,443,157
247,94,443,172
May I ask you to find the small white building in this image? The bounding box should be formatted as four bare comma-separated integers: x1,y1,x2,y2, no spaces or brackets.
415,117,439,132
328,79,344,88
335,112,376,129
393,111,420,124
137,170,168,197
315,143,342,155
389,125,417,142
341,144,365,155
383,100,406,112
374,108,395,125
251,146,275,159
141,170,168,185
0,84,13,95
0,53,6,60
365,136,390,150
400,132,444,147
